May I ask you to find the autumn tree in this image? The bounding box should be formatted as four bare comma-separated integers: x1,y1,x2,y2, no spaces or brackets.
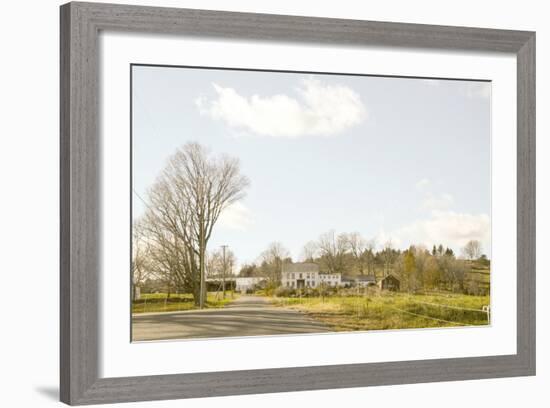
424,255,441,289
402,249,417,292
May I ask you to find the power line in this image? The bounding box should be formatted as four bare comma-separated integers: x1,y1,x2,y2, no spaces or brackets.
387,305,468,327
405,298,487,313
133,188,153,212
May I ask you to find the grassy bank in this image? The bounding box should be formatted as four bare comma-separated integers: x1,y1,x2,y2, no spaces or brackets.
271,292,490,331
132,291,238,314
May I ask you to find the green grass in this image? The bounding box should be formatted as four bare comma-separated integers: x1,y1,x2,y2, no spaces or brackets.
270,292,490,332
132,291,238,314
467,269,490,283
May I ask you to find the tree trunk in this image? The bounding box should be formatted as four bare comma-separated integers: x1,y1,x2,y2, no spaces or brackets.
193,283,201,306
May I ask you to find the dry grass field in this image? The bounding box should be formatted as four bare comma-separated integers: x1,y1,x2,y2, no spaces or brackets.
270,291,490,331
132,292,238,314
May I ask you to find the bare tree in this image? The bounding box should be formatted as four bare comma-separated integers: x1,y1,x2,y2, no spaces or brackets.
131,219,152,301
317,230,348,274
342,232,367,275
436,250,466,291
412,245,429,290
402,249,417,292
462,240,482,260
449,257,467,291
259,242,290,285
207,246,236,298
140,182,198,300
140,142,249,307
363,238,377,276
301,240,319,262
239,263,259,277
380,240,397,277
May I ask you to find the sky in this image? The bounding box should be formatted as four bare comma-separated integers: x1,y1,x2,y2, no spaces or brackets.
132,65,491,267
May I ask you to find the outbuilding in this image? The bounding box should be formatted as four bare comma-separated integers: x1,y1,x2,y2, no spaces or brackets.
378,274,400,291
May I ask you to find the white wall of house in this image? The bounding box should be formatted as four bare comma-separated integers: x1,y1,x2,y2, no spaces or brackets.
282,271,318,288
319,273,342,287
282,272,342,288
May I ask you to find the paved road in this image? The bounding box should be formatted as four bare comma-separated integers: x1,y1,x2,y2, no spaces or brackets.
132,295,330,341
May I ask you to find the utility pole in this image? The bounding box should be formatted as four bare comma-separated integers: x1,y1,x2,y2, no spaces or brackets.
199,223,205,309
199,193,206,309
230,259,234,298
221,245,228,299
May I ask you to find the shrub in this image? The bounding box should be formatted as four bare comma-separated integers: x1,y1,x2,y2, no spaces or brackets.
274,286,296,297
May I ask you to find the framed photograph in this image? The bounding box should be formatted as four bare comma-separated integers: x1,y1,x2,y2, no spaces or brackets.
60,2,535,405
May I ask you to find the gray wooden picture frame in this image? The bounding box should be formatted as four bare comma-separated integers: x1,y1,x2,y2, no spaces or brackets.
60,2,536,405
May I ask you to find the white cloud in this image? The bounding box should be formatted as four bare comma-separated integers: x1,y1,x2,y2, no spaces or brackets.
415,178,430,190
415,178,453,211
422,192,454,211
217,202,254,231
393,210,490,252
195,78,366,137
378,180,489,253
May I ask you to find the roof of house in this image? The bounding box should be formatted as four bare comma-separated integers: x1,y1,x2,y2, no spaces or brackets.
379,274,400,282
282,262,319,273
235,276,266,282
356,275,377,282
340,275,376,282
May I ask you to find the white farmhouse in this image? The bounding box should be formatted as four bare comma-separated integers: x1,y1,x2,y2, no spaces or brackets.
319,272,342,287
281,263,342,289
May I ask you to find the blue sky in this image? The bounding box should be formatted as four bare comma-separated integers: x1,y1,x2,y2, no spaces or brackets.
132,65,491,265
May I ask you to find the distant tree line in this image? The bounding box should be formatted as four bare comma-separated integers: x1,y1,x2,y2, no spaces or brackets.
239,230,489,294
